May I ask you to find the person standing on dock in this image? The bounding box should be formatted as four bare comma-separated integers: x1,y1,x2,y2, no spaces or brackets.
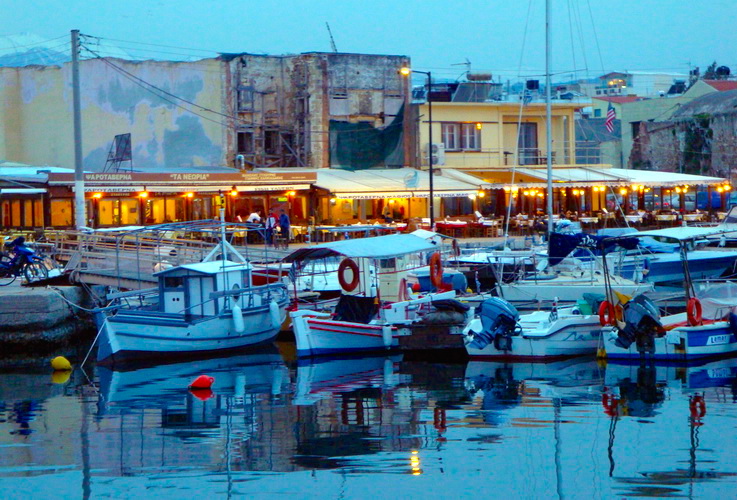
279,209,291,249
265,211,278,246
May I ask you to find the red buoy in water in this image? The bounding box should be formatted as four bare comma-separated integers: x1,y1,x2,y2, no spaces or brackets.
189,375,214,390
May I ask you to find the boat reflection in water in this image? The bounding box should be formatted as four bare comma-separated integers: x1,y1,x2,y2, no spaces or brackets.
5,350,737,496
603,358,737,496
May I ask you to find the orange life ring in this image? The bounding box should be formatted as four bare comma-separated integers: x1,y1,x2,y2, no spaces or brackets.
429,252,443,289
338,258,360,292
690,395,706,419
687,297,702,326
599,300,616,326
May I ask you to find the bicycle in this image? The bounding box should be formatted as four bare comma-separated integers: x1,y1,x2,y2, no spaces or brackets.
0,237,49,286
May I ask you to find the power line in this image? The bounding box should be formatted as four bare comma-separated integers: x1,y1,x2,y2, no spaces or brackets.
0,34,67,51
80,34,223,55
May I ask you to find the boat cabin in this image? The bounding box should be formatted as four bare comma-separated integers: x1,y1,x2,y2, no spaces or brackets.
155,260,253,316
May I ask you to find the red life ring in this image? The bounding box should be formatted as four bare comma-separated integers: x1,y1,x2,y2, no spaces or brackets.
337,258,360,292
599,300,616,326
690,395,706,419
429,252,443,289
687,297,702,326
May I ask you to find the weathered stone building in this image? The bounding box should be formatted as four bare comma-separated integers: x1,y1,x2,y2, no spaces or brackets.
630,89,737,179
0,51,411,172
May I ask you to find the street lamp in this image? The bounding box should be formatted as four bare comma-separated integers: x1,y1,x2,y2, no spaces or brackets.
400,66,435,227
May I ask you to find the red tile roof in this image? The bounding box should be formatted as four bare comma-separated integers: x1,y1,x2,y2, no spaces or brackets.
704,80,737,92
592,95,641,104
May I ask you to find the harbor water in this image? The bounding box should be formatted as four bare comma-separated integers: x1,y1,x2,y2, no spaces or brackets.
2,345,737,498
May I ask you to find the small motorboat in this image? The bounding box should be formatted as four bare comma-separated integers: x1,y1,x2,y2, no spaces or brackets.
605,226,737,362
463,296,613,359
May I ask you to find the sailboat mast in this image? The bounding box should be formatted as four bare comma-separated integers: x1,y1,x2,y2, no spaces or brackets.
545,0,554,234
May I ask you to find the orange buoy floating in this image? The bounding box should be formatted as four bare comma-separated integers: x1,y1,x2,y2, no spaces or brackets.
189,375,214,390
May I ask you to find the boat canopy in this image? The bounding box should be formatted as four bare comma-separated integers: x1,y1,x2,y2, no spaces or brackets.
154,260,250,276
632,226,737,242
283,233,439,262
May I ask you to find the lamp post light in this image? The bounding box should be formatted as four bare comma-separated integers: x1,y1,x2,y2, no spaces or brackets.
400,67,435,227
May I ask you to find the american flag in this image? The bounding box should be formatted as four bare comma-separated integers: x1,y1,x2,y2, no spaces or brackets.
605,103,616,133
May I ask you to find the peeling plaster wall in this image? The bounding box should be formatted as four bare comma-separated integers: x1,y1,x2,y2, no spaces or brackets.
0,58,227,171
228,52,409,169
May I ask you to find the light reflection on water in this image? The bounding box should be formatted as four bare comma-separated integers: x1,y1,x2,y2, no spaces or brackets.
1,349,737,498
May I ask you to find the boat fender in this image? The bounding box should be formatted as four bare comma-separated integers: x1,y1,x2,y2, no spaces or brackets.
270,300,281,329
687,298,702,326
690,395,706,419
381,325,393,348
429,252,443,289
338,258,360,292
232,302,245,333
598,301,616,326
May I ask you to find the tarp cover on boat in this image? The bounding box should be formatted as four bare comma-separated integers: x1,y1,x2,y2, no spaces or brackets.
548,232,638,266
283,233,439,262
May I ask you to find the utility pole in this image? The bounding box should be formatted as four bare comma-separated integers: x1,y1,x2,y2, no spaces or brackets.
71,29,86,230
545,0,554,235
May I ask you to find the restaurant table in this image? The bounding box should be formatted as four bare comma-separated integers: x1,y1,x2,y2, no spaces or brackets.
655,214,678,226
718,212,728,221
313,224,392,241
579,216,599,224
682,213,705,223
436,221,468,238
625,215,643,224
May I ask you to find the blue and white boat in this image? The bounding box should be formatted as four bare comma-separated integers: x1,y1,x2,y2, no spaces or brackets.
605,226,737,362
97,229,289,366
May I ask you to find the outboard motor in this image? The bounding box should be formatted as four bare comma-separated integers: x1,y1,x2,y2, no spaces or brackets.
615,294,663,354
468,297,520,351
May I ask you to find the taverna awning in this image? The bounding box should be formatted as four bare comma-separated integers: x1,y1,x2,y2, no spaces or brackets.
313,167,490,199
482,167,726,189
283,233,439,262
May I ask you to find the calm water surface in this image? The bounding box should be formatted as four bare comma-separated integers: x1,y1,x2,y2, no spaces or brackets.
2,346,737,499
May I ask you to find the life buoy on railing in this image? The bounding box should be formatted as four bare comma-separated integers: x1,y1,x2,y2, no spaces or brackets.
338,258,360,292
429,252,443,289
599,300,616,326
687,297,703,326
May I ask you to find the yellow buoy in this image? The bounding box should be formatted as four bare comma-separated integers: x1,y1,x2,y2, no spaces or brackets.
51,356,72,371
51,370,71,384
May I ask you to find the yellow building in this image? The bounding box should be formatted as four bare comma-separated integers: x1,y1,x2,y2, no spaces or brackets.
413,94,602,216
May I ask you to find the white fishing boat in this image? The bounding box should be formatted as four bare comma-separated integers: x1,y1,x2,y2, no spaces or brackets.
463,296,614,359
97,217,290,366
605,226,737,362
286,233,472,357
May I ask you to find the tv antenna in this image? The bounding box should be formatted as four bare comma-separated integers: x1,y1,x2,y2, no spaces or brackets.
451,58,472,80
